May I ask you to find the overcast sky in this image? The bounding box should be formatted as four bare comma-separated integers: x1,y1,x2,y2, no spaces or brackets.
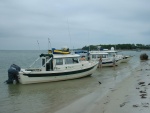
0,0,150,50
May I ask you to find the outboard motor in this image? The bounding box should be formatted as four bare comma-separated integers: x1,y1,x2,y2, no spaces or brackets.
6,64,21,84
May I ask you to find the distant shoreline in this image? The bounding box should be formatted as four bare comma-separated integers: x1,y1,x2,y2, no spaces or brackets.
0,49,149,51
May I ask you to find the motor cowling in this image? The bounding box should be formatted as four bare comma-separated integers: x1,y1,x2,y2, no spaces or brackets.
6,64,21,84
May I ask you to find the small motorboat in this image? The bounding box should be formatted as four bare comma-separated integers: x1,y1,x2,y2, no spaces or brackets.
121,56,132,63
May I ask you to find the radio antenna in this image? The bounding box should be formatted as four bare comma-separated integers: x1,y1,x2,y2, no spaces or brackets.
48,38,52,50
67,18,72,50
88,32,90,51
37,40,40,50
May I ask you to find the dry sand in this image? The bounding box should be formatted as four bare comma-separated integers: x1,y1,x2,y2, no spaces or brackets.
53,60,150,113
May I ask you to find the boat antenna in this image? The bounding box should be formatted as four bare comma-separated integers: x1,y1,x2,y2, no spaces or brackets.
67,18,72,50
88,32,90,51
48,38,52,50
37,40,40,50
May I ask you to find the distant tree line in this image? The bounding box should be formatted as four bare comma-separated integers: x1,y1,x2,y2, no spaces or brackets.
82,44,150,50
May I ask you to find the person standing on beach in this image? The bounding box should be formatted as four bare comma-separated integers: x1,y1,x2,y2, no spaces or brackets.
98,56,102,69
112,54,116,70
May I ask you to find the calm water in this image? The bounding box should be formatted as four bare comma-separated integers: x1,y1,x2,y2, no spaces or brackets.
0,50,149,113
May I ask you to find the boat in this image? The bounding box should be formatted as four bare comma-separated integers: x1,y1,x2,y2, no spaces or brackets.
101,47,131,63
74,50,88,57
6,50,98,84
89,51,121,67
121,55,132,63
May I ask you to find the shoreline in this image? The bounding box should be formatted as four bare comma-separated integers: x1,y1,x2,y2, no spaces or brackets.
52,60,150,113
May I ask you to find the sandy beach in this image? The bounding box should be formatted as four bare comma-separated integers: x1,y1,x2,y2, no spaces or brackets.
52,60,150,113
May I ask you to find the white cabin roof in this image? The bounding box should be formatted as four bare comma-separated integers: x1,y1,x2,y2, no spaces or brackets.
53,54,80,58
89,51,108,55
103,50,117,53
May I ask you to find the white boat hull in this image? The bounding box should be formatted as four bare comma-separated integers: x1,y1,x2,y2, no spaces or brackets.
101,59,121,67
121,56,132,63
92,59,121,67
18,63,98,84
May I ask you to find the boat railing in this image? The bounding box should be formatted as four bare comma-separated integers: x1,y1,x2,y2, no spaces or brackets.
42,57,53,67
29,57,40,68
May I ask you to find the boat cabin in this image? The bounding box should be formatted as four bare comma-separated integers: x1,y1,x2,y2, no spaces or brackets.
40,53,80,71
100,47,118,57
89,51,108,61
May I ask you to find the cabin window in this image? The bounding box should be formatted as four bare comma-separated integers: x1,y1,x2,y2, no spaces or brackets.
72,57,79,63
56,58,63,65
108,52,116,57
65,58,73,64
110,53,114,56
97,55,101,58
102,55,106,58
108,53,112,57
92,55,96,59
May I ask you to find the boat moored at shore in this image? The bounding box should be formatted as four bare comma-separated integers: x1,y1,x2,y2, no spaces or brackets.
101,47,131,63
6,50,98,84
89,51,121,67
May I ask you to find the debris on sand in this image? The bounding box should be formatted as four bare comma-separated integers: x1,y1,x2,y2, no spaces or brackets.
139,90,147,93
98,81,102,85
142,103,149,107
138,82,145,85
120,102,129,107
133,104,139,107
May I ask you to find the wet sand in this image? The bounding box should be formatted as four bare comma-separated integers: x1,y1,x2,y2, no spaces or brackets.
52,60,150,113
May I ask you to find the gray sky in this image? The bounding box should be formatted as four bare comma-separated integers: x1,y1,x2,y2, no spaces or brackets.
0,0,150,50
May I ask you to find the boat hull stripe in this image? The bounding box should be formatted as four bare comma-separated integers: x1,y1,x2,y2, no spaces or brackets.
23,64,97,77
